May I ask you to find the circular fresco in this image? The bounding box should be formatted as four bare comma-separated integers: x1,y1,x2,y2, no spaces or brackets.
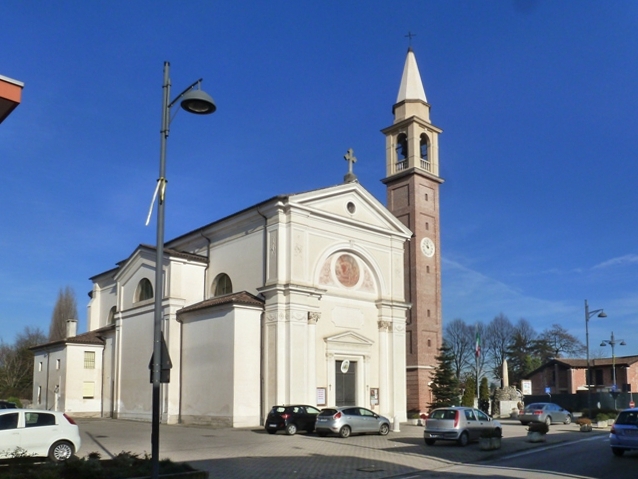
335,254,360,287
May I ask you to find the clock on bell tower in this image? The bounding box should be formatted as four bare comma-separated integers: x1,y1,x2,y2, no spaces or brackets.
381,47,443,413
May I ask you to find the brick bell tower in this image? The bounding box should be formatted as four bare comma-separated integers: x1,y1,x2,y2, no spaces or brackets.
381,48,443,412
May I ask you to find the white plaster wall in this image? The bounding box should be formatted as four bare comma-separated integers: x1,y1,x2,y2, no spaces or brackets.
116,306,154,421
180,304,261,427
63,344,103,416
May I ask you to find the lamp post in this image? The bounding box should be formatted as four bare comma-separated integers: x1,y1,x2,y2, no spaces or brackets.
600,331,626,390
585,299,606,415
151,61,215,479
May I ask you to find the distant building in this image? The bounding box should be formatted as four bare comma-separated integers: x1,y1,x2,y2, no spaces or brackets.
31,49,444,425
0,74,24,124
525,356,638,395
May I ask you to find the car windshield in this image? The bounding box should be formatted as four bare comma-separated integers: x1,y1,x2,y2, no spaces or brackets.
616,411,638,426
430,409,457,420
524,404,545,411
319,409,338,416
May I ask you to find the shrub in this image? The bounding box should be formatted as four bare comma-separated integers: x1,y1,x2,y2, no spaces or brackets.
480,428,502,438
527,422,549,434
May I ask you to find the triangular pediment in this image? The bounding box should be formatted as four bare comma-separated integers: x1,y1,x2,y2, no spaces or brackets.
289,183,411,238
324,330,374,347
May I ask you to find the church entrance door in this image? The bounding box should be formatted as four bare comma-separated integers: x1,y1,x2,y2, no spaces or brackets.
335,360,356,406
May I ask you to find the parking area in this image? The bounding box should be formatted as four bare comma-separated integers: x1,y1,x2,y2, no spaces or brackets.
76,418,610,479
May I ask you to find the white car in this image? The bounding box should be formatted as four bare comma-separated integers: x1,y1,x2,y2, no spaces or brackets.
0,409,81,461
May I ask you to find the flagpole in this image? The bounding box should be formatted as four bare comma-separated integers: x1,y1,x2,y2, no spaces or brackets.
475,326,480,403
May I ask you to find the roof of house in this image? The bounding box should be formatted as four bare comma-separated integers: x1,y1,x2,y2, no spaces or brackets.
30,324,114,351
177,291,265,317
525,355,638,378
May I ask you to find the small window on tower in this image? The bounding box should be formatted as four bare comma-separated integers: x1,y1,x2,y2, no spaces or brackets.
428,338,432,347
427,266,430,273
427,309,430,317
420,134,430,171
396,134,408,160
426,222,429,230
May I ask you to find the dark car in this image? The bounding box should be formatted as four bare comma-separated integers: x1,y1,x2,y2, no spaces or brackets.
0,401,16,409
518,402,571,426
265,405,321,435
610,408,638,456
314,406,391,438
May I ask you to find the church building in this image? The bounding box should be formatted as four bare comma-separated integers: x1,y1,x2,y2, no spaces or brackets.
31,48,443,425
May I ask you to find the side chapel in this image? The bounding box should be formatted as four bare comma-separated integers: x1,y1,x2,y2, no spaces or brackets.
31,48,443,425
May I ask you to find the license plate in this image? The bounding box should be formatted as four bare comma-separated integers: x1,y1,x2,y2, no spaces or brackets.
269,424,277,427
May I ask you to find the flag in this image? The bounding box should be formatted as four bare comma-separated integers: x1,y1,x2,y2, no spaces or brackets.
475,329,481,358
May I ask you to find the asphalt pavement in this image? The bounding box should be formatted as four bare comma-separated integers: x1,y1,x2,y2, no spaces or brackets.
75,417,611,479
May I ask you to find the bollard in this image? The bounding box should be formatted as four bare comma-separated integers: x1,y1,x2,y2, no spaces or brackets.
393,416,400,432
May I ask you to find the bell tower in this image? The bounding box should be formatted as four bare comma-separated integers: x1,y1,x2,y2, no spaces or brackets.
381,48,443,412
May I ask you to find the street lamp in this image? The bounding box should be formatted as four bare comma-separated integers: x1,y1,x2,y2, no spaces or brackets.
150,61,215,479
600,331,626,390
585,299,606,415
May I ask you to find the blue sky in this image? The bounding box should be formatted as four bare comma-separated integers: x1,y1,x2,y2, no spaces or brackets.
1,1,637,358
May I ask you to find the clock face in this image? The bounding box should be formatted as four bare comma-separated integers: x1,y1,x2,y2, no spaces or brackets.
420,237,435,257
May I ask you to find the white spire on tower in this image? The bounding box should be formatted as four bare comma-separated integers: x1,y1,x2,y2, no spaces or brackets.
396,48,427,104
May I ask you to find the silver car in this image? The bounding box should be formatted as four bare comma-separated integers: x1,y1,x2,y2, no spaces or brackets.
518,402,572,426
424,407,502,446
315,406,391,438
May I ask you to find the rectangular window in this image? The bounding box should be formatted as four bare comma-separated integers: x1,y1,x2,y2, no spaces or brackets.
38,362,42,372
84,351,95,369
83,381,95,399
56,359,60,370
37,386,42,404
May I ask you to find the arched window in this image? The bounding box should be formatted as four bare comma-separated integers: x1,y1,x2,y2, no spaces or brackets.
135,278,153,302
212,273,232,297
420,134,429,160
107,306,116,324
396,134,408,160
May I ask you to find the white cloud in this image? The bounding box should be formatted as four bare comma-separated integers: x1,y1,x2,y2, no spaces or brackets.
593,254,638,270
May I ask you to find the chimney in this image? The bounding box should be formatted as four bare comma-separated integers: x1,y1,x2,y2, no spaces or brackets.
66,319,78,338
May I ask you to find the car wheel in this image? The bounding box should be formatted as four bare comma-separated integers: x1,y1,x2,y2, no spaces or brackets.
612,447,625,457
48,440,74,462
564,415,572,425
285,423,297,435
379,423,390,436
545,416,552,426
266,429,277,434
424,438,436,446
457,431,469,447
339,425,351,438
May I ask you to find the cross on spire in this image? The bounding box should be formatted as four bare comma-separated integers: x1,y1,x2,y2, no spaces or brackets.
405,31,417,46
343,148,358,183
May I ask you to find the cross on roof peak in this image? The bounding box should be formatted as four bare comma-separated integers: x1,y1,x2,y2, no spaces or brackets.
343,148,358,183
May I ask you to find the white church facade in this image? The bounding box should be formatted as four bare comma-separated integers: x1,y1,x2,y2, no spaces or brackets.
31,48,443,425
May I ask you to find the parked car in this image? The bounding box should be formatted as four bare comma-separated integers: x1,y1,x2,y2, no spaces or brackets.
315,406,390,438
0,401,16,409
424,406,501,447
265,405,321,435
518,402,571,426
0,409,81,461
610,407,638,456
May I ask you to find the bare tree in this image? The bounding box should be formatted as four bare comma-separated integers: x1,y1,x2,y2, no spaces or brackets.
485,313,515,381
48,286,78,341
443,318,474,378
538,323,585,359
0,326,47,398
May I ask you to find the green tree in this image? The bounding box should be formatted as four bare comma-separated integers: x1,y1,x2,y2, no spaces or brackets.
461,375,476,407
49,286,78,341
429,343,461,409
